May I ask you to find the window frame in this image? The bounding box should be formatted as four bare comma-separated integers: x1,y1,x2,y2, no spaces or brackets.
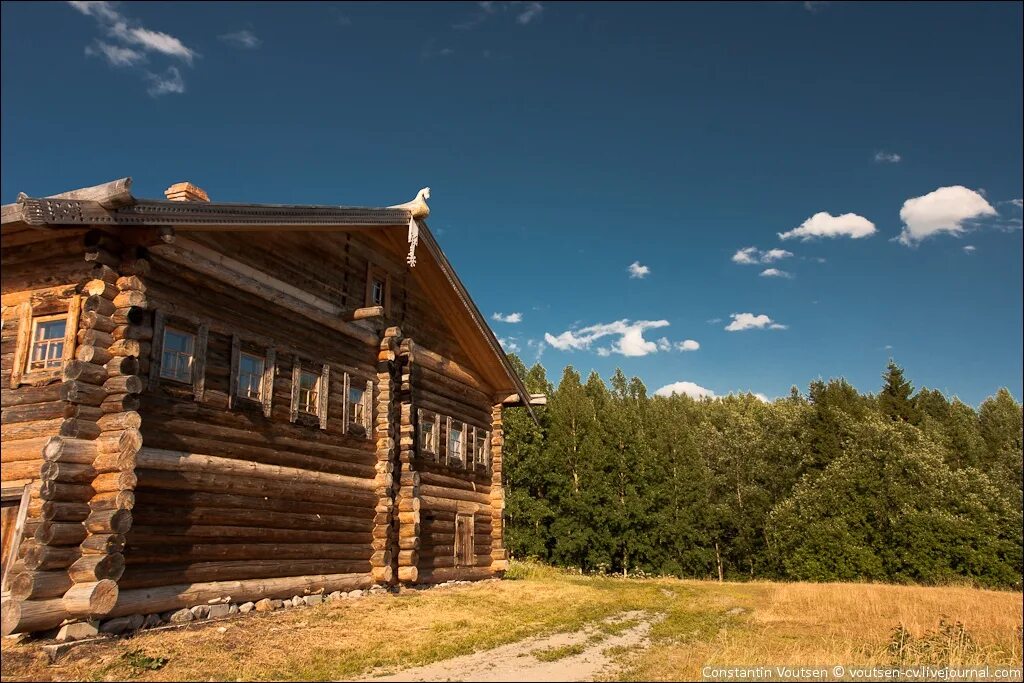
159,326,196,384
10,296,81,388
297,369,321,415
341,372,373,438
237,352,265,402
290,356,330,429
26,314,69,373
228,334,276,417
149,312,208,401
364,264,391,315
446,417,466,470
419,410,439,458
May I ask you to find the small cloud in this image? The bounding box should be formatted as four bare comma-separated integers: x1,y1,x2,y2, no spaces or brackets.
678,339,700,351
627,261,650,279
498,337,520,353
963,245,976,254
753,392,770,402
656,338,700,352
897,185,997,246
874,150,902,163
655,381,715,399
145,66,185,96
328,6,352,25
85,41,144,67
546,319,696,357
516,1,544,24
760,268,792,278
492,312,523,324
779,212,876,241
706,317,722,325
733,247,794,265
219,29,261,49
1008,199,1023,209
803,1,829,12
724,313,787,332
456,1,544,29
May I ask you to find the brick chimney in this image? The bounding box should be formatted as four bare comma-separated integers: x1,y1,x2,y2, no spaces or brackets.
164,181,210,202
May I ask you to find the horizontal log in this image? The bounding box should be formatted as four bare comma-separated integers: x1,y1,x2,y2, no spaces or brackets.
88,490,135,512
420,484,491,505
101,393,140,414
59,418,101,440
133,488,375,520
34,521,87,546
92,471,137,493
124,543,373,565
1,598,66,636
63,404,103,422
62,360,107,384
420,470,492,494
0,437,49,463
130,503,373,533
24,544,79,571
75,343,112,366
82,295,115,318
97,411,142,432
80,533,126,555
108,339,150,358
136,447,375,493
85,508,132,534
69,553,124,582
112,306,146,326
80,310,116,333
82,279,117,299
127,524,372,545
416,566,495,584
44,436,97,465
104,355,140,377
2,459,42,482
2,418,64,442
118,559,372,590
10,570,72,601
40,461,94,484
41,500,90,522
410,346,488,393
106,572,373,621
115,275,146,293
78,328,113,348
62,579,119,618
112,325,153,342
112,291,146,309
1,383,61,408
103,375,144,395
51,178,133,209
40,480,93,502
61,381,106,406
1,402,65,425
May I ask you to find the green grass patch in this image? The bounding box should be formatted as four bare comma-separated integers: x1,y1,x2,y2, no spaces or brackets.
533,643,586,662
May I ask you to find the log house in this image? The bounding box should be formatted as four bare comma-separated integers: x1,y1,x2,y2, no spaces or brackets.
0,178,541,635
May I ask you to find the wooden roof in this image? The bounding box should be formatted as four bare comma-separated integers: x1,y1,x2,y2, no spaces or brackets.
1,178,534,415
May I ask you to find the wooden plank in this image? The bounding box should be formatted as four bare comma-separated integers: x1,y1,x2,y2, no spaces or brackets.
228,334,240,409
61,295,82,367
261,348,275,418
192,323,208,401
1,486,31,592
10,303,31,388
148,311,165,390
319,364,330,430
289,356,300,423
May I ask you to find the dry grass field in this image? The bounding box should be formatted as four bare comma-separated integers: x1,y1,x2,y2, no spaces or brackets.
1,561,1021,681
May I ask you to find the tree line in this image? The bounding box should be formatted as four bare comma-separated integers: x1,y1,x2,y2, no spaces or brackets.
501,357,1023,589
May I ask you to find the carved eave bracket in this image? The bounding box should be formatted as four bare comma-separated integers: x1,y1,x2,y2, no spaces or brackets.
388,188,431,268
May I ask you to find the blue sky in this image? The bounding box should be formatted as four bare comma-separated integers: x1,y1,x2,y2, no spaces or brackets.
2,1,1021,404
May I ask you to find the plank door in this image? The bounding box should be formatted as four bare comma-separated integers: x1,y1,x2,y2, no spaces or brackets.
1,488,29,592
454,514,474,568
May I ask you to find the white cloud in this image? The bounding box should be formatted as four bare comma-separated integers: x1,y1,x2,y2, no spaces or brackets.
655,381,715,399
656,338,700,352
498,337,520,353
733,246,794,265
779,212,876,241
724,313,787,332
874,150,902,163
456,1,544,29
545,319,699,357
516,1,544,23
627,261,650,279
85,41,144,67
68,1,195,95
219,29,261,49
897,186,998,246
731,247,760,265
760,268,792,278
145,67,185,96
803,1,829,12
492,312,523,324
1009,199,1023,209
706,317,722,325
962,245,976,254
753,392,770,402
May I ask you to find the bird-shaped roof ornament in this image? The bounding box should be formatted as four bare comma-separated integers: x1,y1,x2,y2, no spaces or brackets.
389,188,431,268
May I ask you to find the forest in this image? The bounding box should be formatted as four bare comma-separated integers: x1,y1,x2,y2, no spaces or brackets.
501,358,1023,589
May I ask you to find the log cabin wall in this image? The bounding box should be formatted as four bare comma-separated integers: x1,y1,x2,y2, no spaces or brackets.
121,234,383,607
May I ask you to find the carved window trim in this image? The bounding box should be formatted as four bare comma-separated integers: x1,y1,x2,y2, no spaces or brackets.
149,312,208,401
364,264,391,316
10,296,81,388
228,334,275,417
290,357,329,429
418,409,439,458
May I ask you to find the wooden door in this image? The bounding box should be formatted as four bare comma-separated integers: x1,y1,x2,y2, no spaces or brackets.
454,514,474,568
1,488,29,592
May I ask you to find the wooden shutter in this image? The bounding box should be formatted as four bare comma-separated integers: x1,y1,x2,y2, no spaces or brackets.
468,428,476,472
433,414,440,459
341,372,350,433
148,310,166,389
192,323,209,402
289,355,301,423
484,430,491,471
261,348,276,418
461,422,468,470
9,303,32,388
318,364,330,430
363,379,373,436
445,416,452,466
62,295,82,368
228,334,241,409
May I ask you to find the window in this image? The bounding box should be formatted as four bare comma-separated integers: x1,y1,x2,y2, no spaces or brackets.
448,421,464,469
474,429,490,470
27,316,67,372
420,412,437,456
237,353,265,401
297,370,320,414
370,279,385,307
160,328,195,383
348,385,365,425
454,514,474,568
